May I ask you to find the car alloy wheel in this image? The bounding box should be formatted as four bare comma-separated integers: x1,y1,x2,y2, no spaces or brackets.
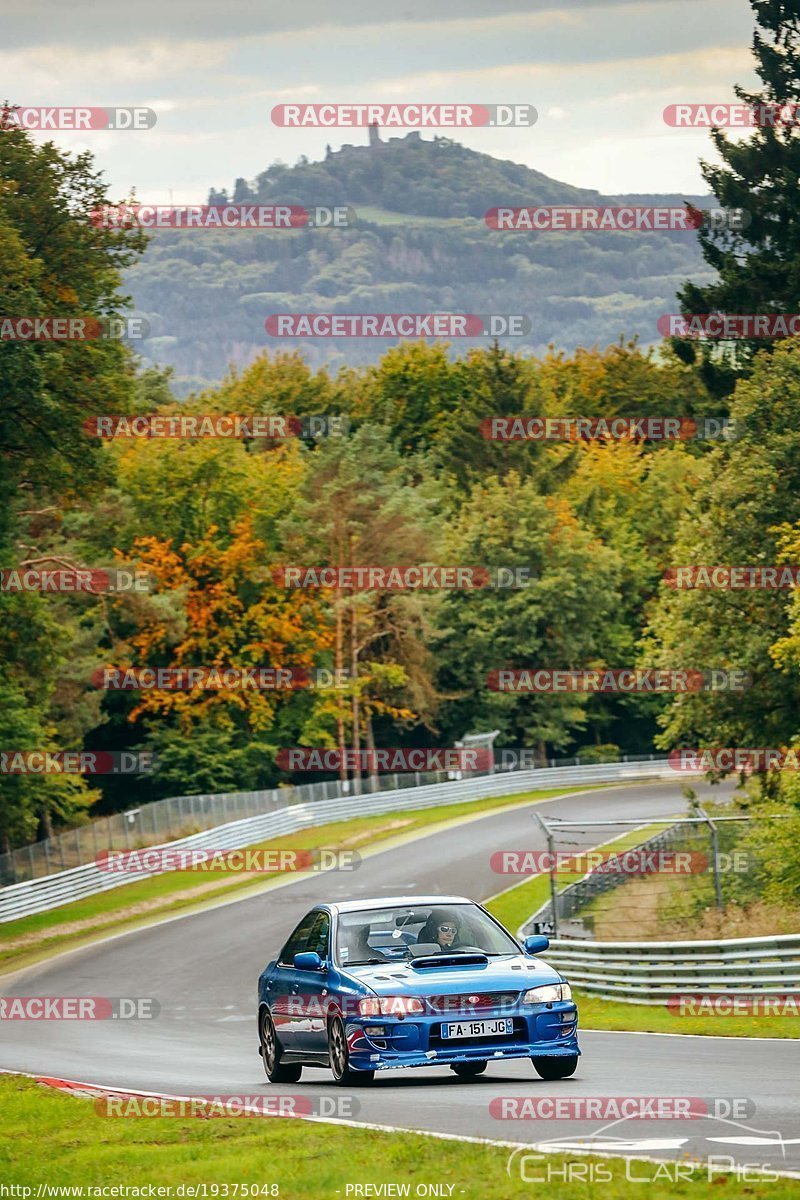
259,1008,302,1083
328,1015,374,1086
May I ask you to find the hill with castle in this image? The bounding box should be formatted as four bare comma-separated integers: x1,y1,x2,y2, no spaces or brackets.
126,131,716,393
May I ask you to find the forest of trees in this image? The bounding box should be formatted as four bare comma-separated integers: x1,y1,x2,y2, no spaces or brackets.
4,0,800,863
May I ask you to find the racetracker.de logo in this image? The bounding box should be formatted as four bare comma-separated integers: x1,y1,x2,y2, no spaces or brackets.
277,747,493,772
0,316,149,340
275,992,530,1018
667,994,800,1017
485,206,747,232
82,414,349,439
490,848,707,875
0,997,159,1019
0,568,150,593
480,416,733,442
664,565,800,589
490,1096,755,1120
95,847,359,873
487,668,752,693
91,666,349,690
0,106,157,131
91,205,352,230
1,751,155,775
664,102,800,127
660,314,800,338
271,103,537,127
272,565,532,589
95,1094,359,1118
669,748,800,772
265,314,529,338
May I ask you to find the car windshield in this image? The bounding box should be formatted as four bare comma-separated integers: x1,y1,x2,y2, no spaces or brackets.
334,903,520,966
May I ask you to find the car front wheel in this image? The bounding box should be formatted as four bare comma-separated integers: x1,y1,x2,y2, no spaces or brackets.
328,1015,374,1086
532,1054,578,1080
259,1008,302,1083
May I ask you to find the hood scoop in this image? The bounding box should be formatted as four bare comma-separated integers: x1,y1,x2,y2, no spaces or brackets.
410,953,488,970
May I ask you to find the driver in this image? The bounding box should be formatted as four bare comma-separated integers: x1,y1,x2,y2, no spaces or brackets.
418,908,463,951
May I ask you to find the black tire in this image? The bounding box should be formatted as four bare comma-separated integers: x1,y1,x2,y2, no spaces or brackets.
328,1015,374,1086
259,1008,303,1083
532,1055,578,1080
451,1061,488,1079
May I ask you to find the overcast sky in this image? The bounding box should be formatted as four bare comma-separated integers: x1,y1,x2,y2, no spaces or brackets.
4,0,758,202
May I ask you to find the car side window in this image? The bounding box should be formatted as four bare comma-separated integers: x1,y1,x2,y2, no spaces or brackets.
278,910,319,966
305,911,330,959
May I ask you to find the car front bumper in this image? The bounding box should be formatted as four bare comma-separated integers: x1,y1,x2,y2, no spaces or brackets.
344,1001,580,1072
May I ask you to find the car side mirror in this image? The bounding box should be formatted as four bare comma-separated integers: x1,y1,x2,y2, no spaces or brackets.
524,935,550,955
294,951,324,971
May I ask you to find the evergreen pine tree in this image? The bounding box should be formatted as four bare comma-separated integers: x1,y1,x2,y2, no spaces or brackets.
675,0,800,395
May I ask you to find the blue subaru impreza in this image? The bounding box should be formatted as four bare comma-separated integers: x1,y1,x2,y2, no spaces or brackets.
257,894,579,1084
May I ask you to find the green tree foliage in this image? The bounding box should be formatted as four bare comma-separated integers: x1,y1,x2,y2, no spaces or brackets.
0,119,145,847
434,473,623,753
646,340,800,751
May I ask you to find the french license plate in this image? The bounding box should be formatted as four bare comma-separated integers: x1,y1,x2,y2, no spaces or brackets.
441,1018,513,1039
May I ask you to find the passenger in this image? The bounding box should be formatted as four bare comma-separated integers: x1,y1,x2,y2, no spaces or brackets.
345,923,388,963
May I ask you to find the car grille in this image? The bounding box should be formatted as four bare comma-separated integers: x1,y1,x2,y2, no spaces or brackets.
425,991,520,1014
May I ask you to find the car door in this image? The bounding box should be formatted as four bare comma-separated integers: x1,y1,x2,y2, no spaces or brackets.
268,909,320,1049
291,910,332,1056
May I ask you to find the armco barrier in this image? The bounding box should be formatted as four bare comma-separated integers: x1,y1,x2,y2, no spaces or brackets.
0,752,669,884
540,933,800,1004
0,758,674,922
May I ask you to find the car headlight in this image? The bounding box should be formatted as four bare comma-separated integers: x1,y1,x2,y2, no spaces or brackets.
523,982,572,1004
357,996,424,1016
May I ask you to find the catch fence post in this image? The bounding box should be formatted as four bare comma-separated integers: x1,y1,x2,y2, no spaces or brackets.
698,806,723,911
533,812,559,938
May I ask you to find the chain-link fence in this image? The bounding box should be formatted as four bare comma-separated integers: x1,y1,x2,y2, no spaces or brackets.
525,811,768,941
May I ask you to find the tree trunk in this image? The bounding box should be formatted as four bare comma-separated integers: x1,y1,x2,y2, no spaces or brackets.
335,591,347,786
350,599,362,796
38,805,54,840
364,709,380,792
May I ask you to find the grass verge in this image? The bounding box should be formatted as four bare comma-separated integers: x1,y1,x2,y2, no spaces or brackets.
573,990,800,1038
1,1075,794,1197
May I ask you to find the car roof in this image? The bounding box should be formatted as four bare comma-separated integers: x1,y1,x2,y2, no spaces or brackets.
322,895,473,915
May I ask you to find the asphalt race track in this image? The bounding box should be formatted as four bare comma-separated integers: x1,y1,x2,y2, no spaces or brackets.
2,778,798,1176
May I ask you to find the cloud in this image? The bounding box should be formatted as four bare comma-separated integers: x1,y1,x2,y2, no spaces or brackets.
2,0,757,200
3,0,724,49
0,40,231,91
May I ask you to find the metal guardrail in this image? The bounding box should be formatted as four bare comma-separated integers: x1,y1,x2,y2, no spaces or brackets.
0,758,675,922
541,933,800,1004
0,751,667,885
